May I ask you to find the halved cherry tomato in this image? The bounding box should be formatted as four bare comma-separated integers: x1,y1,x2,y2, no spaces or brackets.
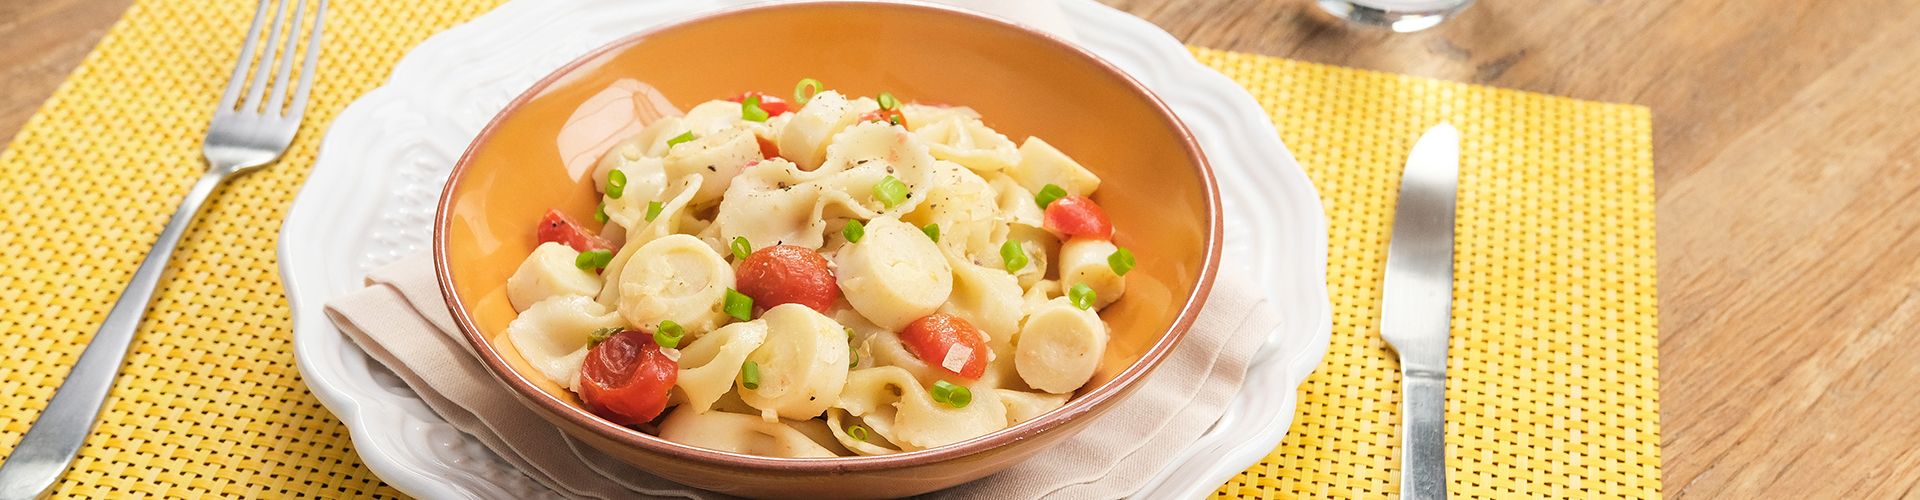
1042,196,1112,239
726,92,791,116
735,245,838,313
578,330,678,426
537,208,613,252
901,313,988,379
859,109,907,128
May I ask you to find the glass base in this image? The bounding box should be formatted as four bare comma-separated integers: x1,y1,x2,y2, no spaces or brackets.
1314,0,1472,32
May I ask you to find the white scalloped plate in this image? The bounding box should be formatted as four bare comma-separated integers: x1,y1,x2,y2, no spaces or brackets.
280,1,1331,498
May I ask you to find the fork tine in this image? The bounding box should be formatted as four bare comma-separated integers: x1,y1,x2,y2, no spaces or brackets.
286,0,327,122
242,0,290,113
217,0,273,111
266,0,307,115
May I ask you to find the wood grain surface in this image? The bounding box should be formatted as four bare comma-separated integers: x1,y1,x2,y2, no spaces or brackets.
5,0,1915,497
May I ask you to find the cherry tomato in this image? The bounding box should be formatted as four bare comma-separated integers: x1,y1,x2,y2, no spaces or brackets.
754,133,781,159
727,92,791,116
859,109,907,128
1042,196,1112,239
735,245,839,313
537,208,613,252
578,330,678,426
901,313,988,379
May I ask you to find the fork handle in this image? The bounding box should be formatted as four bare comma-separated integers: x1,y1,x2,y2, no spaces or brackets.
0,172,225,500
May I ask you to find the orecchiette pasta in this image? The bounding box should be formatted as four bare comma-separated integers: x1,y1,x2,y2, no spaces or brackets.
501,82,1133,459
656,408,839,458
505,295,624,392
915,117,1020,173
674,320,767,414
835,367,1007,450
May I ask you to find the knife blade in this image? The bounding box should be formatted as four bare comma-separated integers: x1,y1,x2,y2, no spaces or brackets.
1379,123,1459,500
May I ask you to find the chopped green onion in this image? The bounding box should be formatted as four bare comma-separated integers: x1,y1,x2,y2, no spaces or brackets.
606,169,628,199
1109,247,1136,276
876,92,899,111
1068,283,1096,310
873,175,909,208
575,249,613,271
594,201,609,223
849,345,860,369
645,200,663,222
654,320,684,349
725,288,753,321
667,131,696,147
999,241,1027,273
742,94,770,122
843,220,865,243
922,223,940,242
731,236,753,260
794,78,824,104
930,380,971,408
847,424,869,441
587,327,622,347
741,361,761,390
844,326,855,339
1034,184,1066,208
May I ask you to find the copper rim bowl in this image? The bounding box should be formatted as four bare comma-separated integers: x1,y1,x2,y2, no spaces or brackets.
432,2,1220,497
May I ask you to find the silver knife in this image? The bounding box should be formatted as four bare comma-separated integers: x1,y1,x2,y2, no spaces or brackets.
1379,123,1460,500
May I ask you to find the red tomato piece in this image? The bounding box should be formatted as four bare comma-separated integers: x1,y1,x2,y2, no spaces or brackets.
735,245,839,313
578,330,678,426
859,109,907,128
754,134,781,159
1042,196,1113,239
727,92,791,116
901,313,989,380
536,208,613,252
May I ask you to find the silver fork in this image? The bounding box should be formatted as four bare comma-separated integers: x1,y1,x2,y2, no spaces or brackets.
0,1,325,498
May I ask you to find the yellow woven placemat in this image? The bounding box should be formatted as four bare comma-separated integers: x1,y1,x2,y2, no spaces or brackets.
0,0,1658,498
1195,50,1661,498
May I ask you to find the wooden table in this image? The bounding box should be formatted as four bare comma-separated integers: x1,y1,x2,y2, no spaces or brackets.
6,0,1914,497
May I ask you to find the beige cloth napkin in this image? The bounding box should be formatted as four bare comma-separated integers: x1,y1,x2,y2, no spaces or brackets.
324,253,1278,499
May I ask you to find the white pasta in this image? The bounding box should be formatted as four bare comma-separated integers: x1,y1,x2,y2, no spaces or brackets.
835,216,953,330
1058,238,1127,309
675,321,768,414
617,234,735,335
506,242,604,312
502,86,1129,458
938,249,1025,342
504,296,623,392
1015,297,1109,394
663,126,763,207
777,91,876,170
996,389,1070,425
915,117,1020,173
904,161,1001,258
656,408,839,458
1009,136,1101,197
835,367,1007,450
739,304,851,421
900,103,980,132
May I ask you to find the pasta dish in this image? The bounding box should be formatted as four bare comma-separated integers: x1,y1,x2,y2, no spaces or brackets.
500,80,1136,457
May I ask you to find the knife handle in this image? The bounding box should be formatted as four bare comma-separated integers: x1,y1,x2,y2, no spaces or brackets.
1399,367,1448,500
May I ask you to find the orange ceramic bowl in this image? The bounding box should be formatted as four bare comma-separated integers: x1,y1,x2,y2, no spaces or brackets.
433,2,1219,498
